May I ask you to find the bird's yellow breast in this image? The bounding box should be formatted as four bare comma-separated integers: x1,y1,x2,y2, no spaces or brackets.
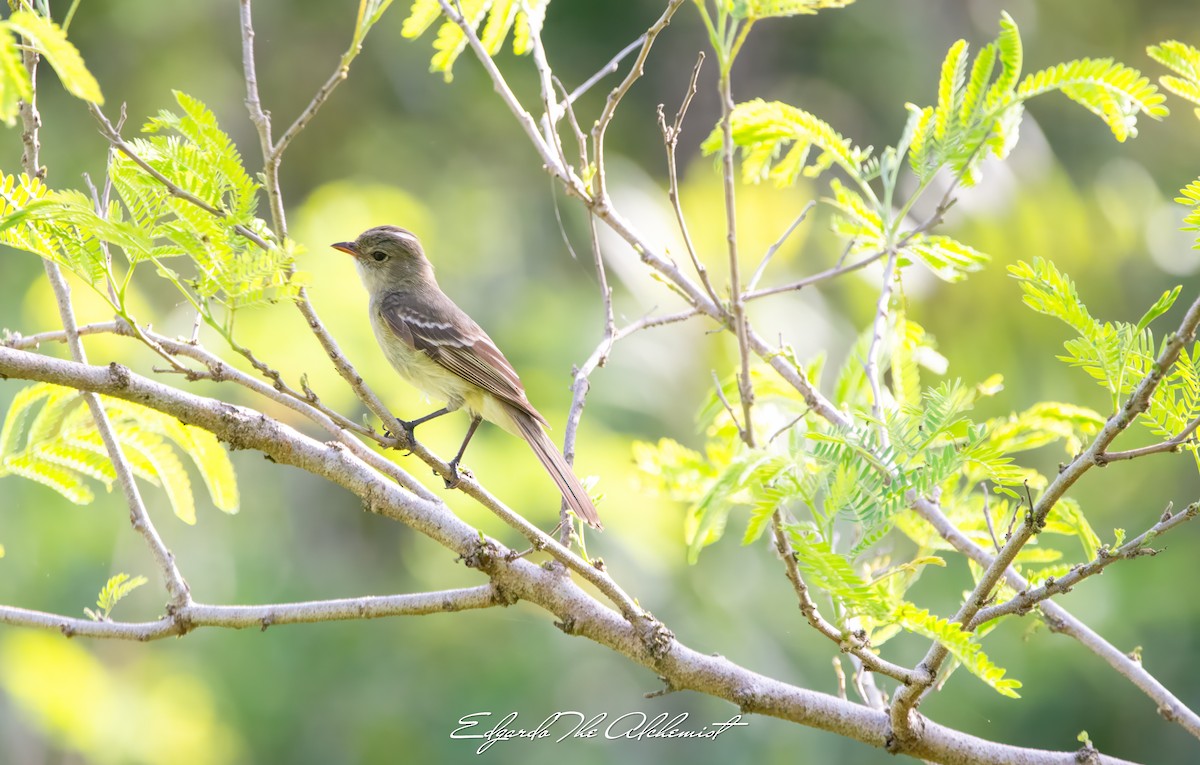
368,306,521,436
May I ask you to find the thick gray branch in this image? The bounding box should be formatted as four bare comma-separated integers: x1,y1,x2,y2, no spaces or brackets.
0,345,1140,765
912,497,1200,740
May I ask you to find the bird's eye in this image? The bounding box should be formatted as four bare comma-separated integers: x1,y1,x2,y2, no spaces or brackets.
370,250,388,262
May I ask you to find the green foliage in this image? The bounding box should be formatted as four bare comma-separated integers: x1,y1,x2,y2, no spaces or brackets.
787,523,890,619
0,91,295,332
700,99,870,184
0,9,102,126
985,402,1104,457
83,573,148,622
707,14,1161,292
0,383,239,525
903,234,989,283
731,0,854,19
1149,40,1200,121
825,179,883,249
896,604,1022,697
0,28,31,127
1009,258,1159,409
1175,178,1200,250
909,14,1164,187
353,0,396,48
1011,257,1200,467
1147,41,1200,250
401,0,549,81
1016,58,1166,141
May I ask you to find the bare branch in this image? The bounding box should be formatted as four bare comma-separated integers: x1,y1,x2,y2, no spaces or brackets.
524,4,569,176
891,292,1200,744
1097,415,1200,464
771,511,923,684
590,0,687,201
561,304,701,539
0,345,644,620
973,502,1199,624
743,245,886,301
565,35,646,108
658,52,722,309
20,35,191,608
864,248,899,435
717,67,756,447
0,586,502,640
911,496,1200,741
559,214,612,541
239,0,272,163
745,201,815,294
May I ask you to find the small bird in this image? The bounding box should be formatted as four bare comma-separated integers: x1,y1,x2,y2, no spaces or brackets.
332,225,603,530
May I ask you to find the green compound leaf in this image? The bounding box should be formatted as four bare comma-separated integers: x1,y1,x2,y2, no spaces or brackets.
0,383,239,524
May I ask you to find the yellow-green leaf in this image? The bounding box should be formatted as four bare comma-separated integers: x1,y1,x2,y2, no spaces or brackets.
6,11,103,104
0,28,31,126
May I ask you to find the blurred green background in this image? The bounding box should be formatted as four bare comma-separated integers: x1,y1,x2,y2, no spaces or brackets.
2,1,1200,763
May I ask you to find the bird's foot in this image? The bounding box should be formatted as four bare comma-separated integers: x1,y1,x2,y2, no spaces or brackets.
383,420,416,452
442,459,473,489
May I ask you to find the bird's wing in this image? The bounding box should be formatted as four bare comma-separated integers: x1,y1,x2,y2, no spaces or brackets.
377,290,548,425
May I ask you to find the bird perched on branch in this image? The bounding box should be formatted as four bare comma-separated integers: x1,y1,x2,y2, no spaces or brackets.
332,225,602,530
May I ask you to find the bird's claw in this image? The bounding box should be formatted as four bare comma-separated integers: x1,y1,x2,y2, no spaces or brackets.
442,460,473,489
384,422,415,451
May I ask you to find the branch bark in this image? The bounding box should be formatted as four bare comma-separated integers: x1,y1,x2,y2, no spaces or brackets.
0,346,1145,765
19,22,191,608
0,586,501,639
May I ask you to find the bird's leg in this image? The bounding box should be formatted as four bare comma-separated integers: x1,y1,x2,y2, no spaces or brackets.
444,414,483,488
385,407,452,446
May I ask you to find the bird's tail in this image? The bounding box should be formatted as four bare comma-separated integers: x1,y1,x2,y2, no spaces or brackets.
504,404,603,530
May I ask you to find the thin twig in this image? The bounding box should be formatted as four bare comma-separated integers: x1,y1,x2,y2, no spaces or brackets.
981,483,1000,553
771,511,922,684
745,201,815,294
559,213,613,543
1097,415,1200,463
657,52,721,309
82,170,119,306
0,585,502,639
743,245,886,301
744,182,955,303
566,35,646,108
832,656,847,701
590,0,687,202
911,495,1200,740
20,29,191,607
863,248,899,435
973,502,1198,624
238,0,285,233
717,66,756,447
564,308,701,459
524,2,569,176
891,294,1200,743
561,305,702,543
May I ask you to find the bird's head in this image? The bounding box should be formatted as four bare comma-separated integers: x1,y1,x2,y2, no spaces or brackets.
331,225,435,295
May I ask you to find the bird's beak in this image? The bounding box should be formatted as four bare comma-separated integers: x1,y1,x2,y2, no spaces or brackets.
331,241,359,257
